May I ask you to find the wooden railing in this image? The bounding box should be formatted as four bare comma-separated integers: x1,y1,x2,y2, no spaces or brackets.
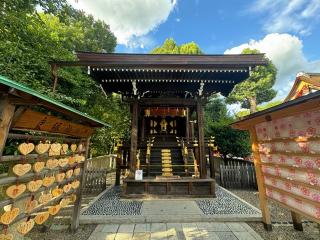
83,155,116,193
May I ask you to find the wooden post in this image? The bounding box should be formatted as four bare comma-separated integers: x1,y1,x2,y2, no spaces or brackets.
0,95,15,156
141,115,145,142
209,147,215,179
249,127,272,231
291,211,303,231
51,63,58,92
129,100,139,176
197,100,206,179
115,153,121,186
185,107,189,142
71,137,91,232
189,120,195,142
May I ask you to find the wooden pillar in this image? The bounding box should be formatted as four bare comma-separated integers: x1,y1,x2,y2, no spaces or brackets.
189,121,195,142
249,127,272,231
185,107,189,142
71,137,91,232
291,211,303,231
0,95,15,156
141,116,145,142
51,63,58,93
209,147,215,179
129,100,139,176
197,100,206,179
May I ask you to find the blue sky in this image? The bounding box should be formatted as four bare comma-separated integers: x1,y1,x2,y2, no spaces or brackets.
69,0,320,103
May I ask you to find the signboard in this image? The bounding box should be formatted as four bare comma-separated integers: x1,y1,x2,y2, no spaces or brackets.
135,170,143,181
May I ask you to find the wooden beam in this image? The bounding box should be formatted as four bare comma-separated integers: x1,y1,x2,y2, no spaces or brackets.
136,98,197,106
249,127,272,231
129,101,139,175
0,95,15,156
197,101,206,179
71,137,90,232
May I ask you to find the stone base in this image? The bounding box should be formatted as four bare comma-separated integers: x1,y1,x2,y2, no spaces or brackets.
122,177,216,198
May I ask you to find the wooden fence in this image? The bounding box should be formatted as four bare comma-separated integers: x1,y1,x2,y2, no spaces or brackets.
83,154,116,194
218,161,257,189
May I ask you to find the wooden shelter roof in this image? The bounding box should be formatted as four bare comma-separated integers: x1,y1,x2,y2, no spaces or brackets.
0,75,109,128
51,52,267,97
231,90,320,130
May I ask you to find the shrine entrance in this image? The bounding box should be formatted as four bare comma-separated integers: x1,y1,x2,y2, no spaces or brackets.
143,107,187,137
51,52,266,198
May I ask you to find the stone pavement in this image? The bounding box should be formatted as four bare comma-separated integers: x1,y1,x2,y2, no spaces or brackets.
88,222,264,240
81,186,262,224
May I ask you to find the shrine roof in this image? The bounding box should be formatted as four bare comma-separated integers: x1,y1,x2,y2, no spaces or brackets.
51,52,267,97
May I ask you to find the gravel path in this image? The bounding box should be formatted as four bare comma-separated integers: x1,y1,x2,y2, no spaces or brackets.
197,186,260,215
231,189,320,240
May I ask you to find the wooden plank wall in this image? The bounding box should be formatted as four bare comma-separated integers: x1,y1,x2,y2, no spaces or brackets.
218,161,257,189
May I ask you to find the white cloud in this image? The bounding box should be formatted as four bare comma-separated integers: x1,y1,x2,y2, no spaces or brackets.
250,0,320,35
225,33,320,99
68,0,177,46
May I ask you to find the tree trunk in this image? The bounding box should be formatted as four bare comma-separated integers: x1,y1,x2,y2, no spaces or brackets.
248,96,257,113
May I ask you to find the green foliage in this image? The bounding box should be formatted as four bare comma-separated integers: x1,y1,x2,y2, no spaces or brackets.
0,0,127,156
151,38,203,54
205,97,251,159
236,100,283,118
226,48,277,113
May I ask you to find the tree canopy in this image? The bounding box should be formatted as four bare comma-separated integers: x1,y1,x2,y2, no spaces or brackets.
0,0,128,156
204,96,251,160
150,38,203,54
226,48,277,113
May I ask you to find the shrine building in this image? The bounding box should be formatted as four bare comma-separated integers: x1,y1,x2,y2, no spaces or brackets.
51,52,267,197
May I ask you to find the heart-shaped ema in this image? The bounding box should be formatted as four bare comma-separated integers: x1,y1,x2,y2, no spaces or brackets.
24,198,38,213
27,180,43,192
0,207,20,225
73,168,81,176
46,159,59,169
71,180,80,189
55,173,65,183
59,198,70,208
58,158,69,168
35,143,50,155
49,143,62,156
74,155,85,163
42,176,55,187
6,184,26,199
13,163,32,177
48,205,61,216
68,156,76,165
69,194,77,203
63,183,72,193
77,143,84,152
34,211,50,225
70,144,77,152
39,193,53,204
0,233,13,240
17,219,35,235
66,169,73,179
33,161,45,173
18,143,35,156
61,144,68,155
52,188,63,198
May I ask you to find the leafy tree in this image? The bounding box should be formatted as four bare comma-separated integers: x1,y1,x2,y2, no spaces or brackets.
151,38,203,54
0,0,128,156
226,48,277,113
236,100,282,118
